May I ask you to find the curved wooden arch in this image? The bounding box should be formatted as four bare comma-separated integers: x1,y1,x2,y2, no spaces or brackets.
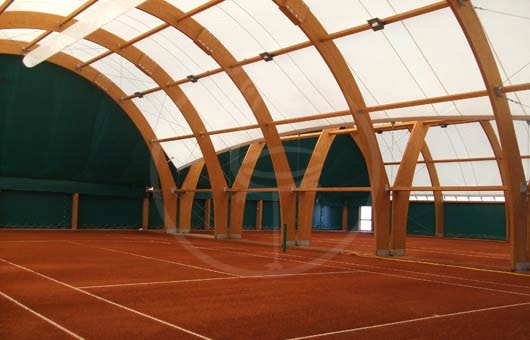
273,0,391,255
0,11,230,237
179,160,205,233
449,0,529,271
0,40,178,231
139,0,297,244
297,129,336,246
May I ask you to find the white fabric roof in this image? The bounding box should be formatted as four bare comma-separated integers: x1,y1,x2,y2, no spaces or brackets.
1,0,529,194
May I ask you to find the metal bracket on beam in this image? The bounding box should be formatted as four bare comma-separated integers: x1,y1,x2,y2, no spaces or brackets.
385,184,390,192
134,91,144,98
367,18,385,31
259,52,274,62
521,181,529,193
187,75,198,83
494,86,504,98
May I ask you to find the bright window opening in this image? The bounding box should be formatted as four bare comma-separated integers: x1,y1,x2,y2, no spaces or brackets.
359,206,372,232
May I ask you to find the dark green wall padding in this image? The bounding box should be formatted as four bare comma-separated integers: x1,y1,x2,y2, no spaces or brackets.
0,54,155,228
444,203,506,240
407,202,436,236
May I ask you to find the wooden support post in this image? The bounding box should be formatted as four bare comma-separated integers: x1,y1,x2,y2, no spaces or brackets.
342,206,348,231
179,161,204,234
297,129,335,246
142,195,149,229
204,198,211,230
71,193,79,230
390,122,429,256
450,0,529,271
256,200,263,231
229,143,264,238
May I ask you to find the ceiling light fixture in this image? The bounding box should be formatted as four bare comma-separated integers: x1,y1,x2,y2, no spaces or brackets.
23,0,146,68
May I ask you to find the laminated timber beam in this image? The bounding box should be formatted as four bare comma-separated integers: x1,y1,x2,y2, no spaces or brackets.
0,0,14,15
229,143,265,238
274,0,391,256
0,11,230,237
141,0,297,245
179,161,205,234
0,40,178,232
449,0,529,271
390,122,430,256
297,129,336,246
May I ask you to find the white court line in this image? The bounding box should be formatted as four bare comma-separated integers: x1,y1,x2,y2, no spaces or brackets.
0,290,85,340
67,241,238,277
211,244,530,290
286,301,530,339
195,245,530,297
79,270,357,289
0,258,212,340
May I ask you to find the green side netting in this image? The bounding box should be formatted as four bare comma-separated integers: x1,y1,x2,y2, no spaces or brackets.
0,190,71,228
78,195,142,229
191,199,205,228
444,203,506,240
148,192,164,229
262,200,281,230
407,202,436,236
242,200,257,230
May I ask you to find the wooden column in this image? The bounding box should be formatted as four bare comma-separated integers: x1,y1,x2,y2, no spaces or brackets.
342,206,348,231
71,193,79,230
297,129,335,246
450,0,529,271
274,0,390,254
256,200,263,231
480,121,510,240
179,161,204,233
204,198,211,230
142,195,149,229
229,143,265,238
390,122,429,255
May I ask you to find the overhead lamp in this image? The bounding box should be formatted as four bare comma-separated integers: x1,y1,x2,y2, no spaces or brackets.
187,75,198,83
23,0,146,68
259,52,274,62
440,123,448,128
134,91,143,98
376,130,383,134
367,17,385,31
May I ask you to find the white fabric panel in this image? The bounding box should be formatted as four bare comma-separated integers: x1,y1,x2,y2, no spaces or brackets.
436,161,502,186
62,39,108,62
211,129,263,153
132,91,191,139
243,48,347,120
276,116,354,136
491,120,530,180
193,0,307,60
134,26,219,81
385,165,399,185
412,163,432,187
165,0,210,13
475,1,530,89
0,29,44,42
425,123,494,160
91,53,158,95
506,90,530,116
101,8,164,41
163,139,204,170
6,0,84,16
376,129,410,163
401,8,485,95
179,72,258,131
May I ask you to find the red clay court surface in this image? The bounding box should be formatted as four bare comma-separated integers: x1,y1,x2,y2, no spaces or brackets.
1,230,530,339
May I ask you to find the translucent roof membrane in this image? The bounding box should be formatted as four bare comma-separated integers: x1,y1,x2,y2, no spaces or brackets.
491,120,530,179
475,0,530,90
165,0,210,13
385,162,431,187
6,0,85,16
276,116,354,136
425,123,494,160
91,53,158,95
244,47,347,120
133,26,219,81
163,139,204,170
101,8,164,41
0,29,44,42
436,161,502,187
193,0,307,61
61,39,109,63
211,129,263,153
506,90,530,116
131,92,191,139
305,0,440,33
180,72,257,131
376,129,410,163
336,8,484,113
